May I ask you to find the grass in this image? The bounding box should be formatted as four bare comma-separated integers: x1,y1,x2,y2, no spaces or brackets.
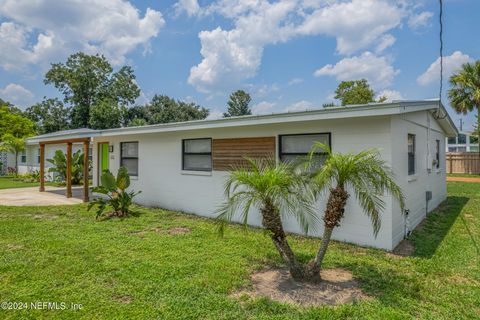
447,173,480,178
0,176,57,190
0,182,479,319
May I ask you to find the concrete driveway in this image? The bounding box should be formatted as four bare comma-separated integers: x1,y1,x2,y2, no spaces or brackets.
0,186,89,206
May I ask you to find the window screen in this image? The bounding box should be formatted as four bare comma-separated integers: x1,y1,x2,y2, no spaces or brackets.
279,133,330,164
458,134,467,144
435,140,440,169
408,134,415,175
121,142,138,176
182,138,212,171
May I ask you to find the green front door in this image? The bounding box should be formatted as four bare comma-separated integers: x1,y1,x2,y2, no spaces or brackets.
99,143,109,180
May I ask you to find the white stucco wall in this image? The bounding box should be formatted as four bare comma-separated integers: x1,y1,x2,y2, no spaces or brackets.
390,111,447,247
90,111,447,251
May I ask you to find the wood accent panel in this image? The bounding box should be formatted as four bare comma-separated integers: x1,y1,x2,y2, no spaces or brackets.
212,137,275,171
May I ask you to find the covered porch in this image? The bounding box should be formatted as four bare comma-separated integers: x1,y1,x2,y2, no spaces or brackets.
38,137,91,202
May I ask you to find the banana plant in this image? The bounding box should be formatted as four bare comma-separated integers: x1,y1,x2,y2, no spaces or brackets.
88,167,141,219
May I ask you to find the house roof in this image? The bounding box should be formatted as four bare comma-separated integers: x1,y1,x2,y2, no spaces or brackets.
25,100,458,145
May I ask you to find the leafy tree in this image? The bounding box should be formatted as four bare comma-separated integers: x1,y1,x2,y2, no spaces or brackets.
302,143,405,281
0,134,26,175
44,52,140,128
47,149,88,185
217,158,317,280
0,105,36,139
89,99,122,129
322,102,336,108
123,105,149,127
449,61,480,145
88,167,141,219
25,98,70,134
224,90,252,117
334,79,385,106
146,95,209,124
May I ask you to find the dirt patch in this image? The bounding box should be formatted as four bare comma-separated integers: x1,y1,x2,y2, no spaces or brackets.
167,227,191,235
447,176,480,183
6,244,24,251
33,214,59,220
388,239,415,257
233,268,369,307
111,294,133,304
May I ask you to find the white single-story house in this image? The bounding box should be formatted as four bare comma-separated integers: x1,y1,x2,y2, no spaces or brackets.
24,100,457,250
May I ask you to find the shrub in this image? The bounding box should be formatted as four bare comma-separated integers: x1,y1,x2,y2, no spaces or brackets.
47,149,90,185
88,167,141,219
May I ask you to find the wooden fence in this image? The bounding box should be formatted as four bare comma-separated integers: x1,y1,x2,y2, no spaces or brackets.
446,152,480,174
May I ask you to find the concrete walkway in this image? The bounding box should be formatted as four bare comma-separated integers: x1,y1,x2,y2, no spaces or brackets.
0,186,89,206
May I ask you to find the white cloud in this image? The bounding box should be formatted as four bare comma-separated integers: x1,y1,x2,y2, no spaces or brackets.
314,51,399,88
297,0,405,55
284,100,314,112
0,83,34,107
253,101,275,114
0,0,165,70
206,109,223,120
408,11,433,29
188,0,408,92
174,0,200,17
377,89,404,102
417,51,473,86
376,34,396,53
288,78,303,85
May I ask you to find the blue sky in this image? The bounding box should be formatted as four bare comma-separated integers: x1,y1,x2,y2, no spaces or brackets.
0,0,478,130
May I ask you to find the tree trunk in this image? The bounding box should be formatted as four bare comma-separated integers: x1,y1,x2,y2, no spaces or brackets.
305,186,348,282
261,202,305,280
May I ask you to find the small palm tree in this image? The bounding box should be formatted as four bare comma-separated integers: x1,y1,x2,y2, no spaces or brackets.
449,61,480,142
217,158,317,280
304,143,405,281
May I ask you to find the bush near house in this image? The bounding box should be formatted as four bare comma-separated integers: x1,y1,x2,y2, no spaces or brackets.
47,149,90,185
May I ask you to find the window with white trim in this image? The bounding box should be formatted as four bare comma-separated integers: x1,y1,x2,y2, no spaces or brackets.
408,134,416,175
279,133,331,165
182,138,212,171
21,150,26,163
121,142,138,176
435,140,440,169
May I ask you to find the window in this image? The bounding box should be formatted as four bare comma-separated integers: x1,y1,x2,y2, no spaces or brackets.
457,134,467,144
447,137,456,144
88,147,93,162
279,133,331,165
470,135,479,144
182,138,212,171
120,142,138,176
408,134,415,175
435,140,440,169
470,146,479,152
448,147,457,152
37,148,41,164
21,150,26,163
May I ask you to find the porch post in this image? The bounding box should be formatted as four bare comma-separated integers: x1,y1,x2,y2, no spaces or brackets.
66,142,72,198
83,141,89,202
39,143,45,192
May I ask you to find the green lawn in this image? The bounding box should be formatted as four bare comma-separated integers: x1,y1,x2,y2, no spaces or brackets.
0,177,57,190
0,182,479,319
447,173,480,178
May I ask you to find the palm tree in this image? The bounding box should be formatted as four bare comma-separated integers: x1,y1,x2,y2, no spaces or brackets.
217,158,317,280
304,143,405,281
449,61,480,142
0,134,25,176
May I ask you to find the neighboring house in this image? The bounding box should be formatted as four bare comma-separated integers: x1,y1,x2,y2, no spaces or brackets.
19,129,94,180
0,150,16,175
446,130,479,152
24,100,457,251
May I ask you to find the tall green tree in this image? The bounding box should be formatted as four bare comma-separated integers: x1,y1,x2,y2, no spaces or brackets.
217,158,317,280
224,90,252,117
303,143,405,281
449,61,480,143
0,134,26,175
25,98,70,134
334,79,386,106
123,105,149,127
88,99,123,129
0,105,36,139
145,95,209,124
44,52,140,128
